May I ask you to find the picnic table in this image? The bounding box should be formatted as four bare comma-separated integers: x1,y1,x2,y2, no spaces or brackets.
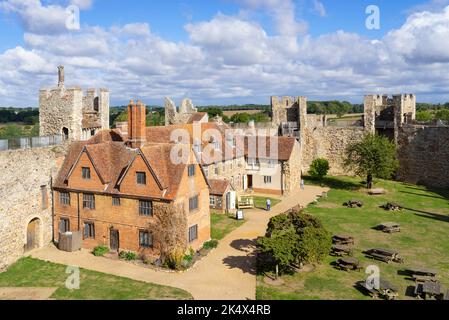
332,234,355,245
365,248,404,264
336,257,362,271
357,279,399,300
415,280,444,300
331,244,353,257
376,222,401,233
405,267,438,282
368,188,386,195
343,200,363,208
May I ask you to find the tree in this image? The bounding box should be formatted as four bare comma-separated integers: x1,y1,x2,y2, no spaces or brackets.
0,124,23,139
257,227,299,279
435,109,449,121
296,227,332,265
149,203,187,270
308,158,330,179
230,113,251,123
344,133,399,189
416,110,434,122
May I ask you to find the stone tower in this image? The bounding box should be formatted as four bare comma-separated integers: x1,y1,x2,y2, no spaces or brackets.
39,66,110,141
164,97,199,125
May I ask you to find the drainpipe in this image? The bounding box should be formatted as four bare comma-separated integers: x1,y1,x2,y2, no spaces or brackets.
77,193,81,230
50,176,55,243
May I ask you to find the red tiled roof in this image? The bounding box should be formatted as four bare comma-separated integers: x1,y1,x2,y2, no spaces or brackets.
244,135,297,161
187,112,208,123
208,179,231,196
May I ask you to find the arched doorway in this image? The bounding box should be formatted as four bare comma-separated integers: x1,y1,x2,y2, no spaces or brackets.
62,127,69,140
25,218,41,252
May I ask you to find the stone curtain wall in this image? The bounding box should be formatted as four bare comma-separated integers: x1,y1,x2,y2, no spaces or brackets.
397,125,449,188
300,127,365,175
0,146,66,270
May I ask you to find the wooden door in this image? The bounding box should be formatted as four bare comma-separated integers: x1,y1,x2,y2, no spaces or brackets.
110,229,119,251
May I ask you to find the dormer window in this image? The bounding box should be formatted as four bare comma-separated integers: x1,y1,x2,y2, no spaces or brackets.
82,167,91,180
136,172,146,185
188,164,196,177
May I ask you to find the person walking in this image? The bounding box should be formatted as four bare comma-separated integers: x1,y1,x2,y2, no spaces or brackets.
266,198,271,211
300,179,305,190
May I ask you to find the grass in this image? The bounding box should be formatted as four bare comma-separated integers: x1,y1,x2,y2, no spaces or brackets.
257,176,449,300
210,212,245,240
253,196,281,210
0,257,192,300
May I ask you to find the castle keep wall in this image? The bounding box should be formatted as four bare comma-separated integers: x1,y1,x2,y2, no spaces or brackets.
300,126,365,175
396,125,449,188
0,146,66,270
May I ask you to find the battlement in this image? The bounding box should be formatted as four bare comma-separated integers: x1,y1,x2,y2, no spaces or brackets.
164,97,199,125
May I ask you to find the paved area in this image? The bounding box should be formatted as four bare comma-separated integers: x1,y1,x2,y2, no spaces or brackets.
31,186,328,300
0,288,57,300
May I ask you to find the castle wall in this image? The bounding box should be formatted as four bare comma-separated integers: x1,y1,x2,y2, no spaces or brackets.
396,125,449,188
0,145,67,270
300,126,365,175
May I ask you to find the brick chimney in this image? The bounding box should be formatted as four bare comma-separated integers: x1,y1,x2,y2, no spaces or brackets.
127,99,147,148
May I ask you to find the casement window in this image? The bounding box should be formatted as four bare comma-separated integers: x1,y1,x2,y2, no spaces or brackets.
83,193,95,210
139,200,153,216
83,222,95,239
136,172,147,185
188,164,196,177
264,176,272,184
189,195,199,212
59,192,70,206
188,225,198,243
112,197,121,206
139,230,153,248
209,196,215,207
59,218,70,233
82,167,91,180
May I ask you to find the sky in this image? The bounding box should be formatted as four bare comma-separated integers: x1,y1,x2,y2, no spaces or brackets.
1,0,449,107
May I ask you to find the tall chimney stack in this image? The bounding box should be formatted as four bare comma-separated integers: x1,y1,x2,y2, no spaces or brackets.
58,65,65,88
127,99,147,148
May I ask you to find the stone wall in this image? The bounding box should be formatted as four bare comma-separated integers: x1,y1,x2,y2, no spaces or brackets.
0,146,66,270
164,97,198,125
283,141,302,194
300,126,365,175
396,125,449,188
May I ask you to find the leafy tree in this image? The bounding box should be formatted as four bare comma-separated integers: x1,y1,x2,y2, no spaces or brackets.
230,112,251,123
297,227,332,265
435,109,449,121
257,227,299,278
416,110,434,122
308,158,330,179
344,133,399,189
266,214,292,237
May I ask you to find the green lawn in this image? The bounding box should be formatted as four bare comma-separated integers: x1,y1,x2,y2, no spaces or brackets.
0,257,192,300
257,176,449,300
253,196,281,210
211,212,245,240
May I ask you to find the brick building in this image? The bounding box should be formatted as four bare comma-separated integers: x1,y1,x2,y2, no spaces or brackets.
53,101,210,256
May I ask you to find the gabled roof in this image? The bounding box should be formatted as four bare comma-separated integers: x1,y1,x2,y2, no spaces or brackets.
244,135,297,161
209,179,232,196
187,112,208,124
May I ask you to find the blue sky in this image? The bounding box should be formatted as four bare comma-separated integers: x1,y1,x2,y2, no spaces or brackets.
1,0,449,106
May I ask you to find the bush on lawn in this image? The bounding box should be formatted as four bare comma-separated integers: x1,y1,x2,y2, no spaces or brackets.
258,211,331,277
308,158,330,180
92,246,109,257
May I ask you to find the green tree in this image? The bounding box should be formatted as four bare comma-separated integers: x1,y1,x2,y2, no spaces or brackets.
416,110,434,122
296,227,332,265
344,134,399,189
230,113,251,123
435,109,449,121
257,227,299,278
308,158,330,179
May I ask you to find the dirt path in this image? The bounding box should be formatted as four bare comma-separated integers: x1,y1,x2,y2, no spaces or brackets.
0,288,57,300
31,186,327,300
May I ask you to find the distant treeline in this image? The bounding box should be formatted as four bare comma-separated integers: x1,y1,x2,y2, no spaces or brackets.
0,108,39,125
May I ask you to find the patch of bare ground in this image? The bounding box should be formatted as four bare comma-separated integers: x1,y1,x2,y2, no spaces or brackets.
0,287,57,300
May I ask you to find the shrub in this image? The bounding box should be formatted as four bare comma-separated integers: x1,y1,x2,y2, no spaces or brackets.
203,240,219,250
119,251,137,261
308,158,330,179
92,246,109,257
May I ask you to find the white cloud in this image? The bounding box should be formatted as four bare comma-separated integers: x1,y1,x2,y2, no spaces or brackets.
70,0,93,10
313,0,327,17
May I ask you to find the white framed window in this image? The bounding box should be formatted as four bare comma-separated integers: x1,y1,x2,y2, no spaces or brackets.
264,176,272,184
209,196,215,206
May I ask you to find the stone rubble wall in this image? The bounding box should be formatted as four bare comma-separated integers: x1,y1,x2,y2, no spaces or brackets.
0,145,67,270
300,126,365,175
396,125,449,188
